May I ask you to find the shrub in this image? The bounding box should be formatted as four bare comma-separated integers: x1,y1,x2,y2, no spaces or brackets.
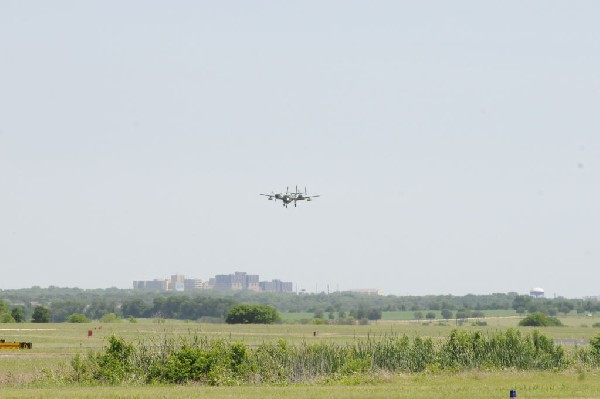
64,329,574,386
441,309,453,319
67,313,91,323
71,335,137,384
519,313,563,327
226,304,280,324
590,333,600,355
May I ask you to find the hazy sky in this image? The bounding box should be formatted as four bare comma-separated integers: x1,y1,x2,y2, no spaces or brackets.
1,1,599,297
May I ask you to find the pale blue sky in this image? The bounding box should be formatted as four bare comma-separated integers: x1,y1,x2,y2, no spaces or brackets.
1,1,598,296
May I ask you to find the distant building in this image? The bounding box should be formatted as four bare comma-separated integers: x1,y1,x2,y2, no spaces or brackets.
247,274,261,292
215,272,261,291
134,271,293,293
133,279,169,291
282,281,293,292
184,278,205,291
214,274,233,290
530,287,545,298
171,274,185,291
347,288,384,296
133,275,186,291
259,279,293,293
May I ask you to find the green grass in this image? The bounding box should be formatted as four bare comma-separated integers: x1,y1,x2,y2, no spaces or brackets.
2,371,600,398
279,312,314,322
1,315,599,352
2,318,600,397
382,309,519,320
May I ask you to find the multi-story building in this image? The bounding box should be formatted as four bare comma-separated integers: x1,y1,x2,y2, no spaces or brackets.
170,274,185,291
215,272,261,291
134,271,293,293
133,279,169,291
259,279,293,293
184,278,205,291
247,274,261,292
214,274,233,290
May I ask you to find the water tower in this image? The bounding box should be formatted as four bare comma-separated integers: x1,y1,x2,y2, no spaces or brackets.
529,287,545,298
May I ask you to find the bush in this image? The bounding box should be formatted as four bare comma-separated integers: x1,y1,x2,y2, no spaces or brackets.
0,313,15,323
441,309,453,319
590,333,600,355
225,304,280,324
65,329,574,385
67,313,91,323
519,313,563,327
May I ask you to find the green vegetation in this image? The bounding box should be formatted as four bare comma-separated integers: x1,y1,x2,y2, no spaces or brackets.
0,300,16,322
4,288,600,398
2,287,599,325
53,328,600,385
99,313,121,323
31,305,51,323
10,307,25,322
2,319,600,398
66,313,91,323
519,313,564,327
225,304,280,324
1,372,600,399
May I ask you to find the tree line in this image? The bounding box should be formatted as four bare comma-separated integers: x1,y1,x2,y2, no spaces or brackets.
1,286,599,323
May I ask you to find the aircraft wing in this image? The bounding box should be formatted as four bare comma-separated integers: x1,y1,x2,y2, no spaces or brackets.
260,193,280,200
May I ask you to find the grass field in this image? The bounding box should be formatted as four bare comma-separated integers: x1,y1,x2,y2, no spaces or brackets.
2,371,600,399
279,309,522,322
1,316,600,398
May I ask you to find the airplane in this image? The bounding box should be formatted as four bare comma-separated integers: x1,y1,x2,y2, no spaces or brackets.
260,186,320,208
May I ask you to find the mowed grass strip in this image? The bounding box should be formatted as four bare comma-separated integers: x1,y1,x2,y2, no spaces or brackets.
1,371,600,399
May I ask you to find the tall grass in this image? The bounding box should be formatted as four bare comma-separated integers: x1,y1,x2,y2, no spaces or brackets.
63,329,600,385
